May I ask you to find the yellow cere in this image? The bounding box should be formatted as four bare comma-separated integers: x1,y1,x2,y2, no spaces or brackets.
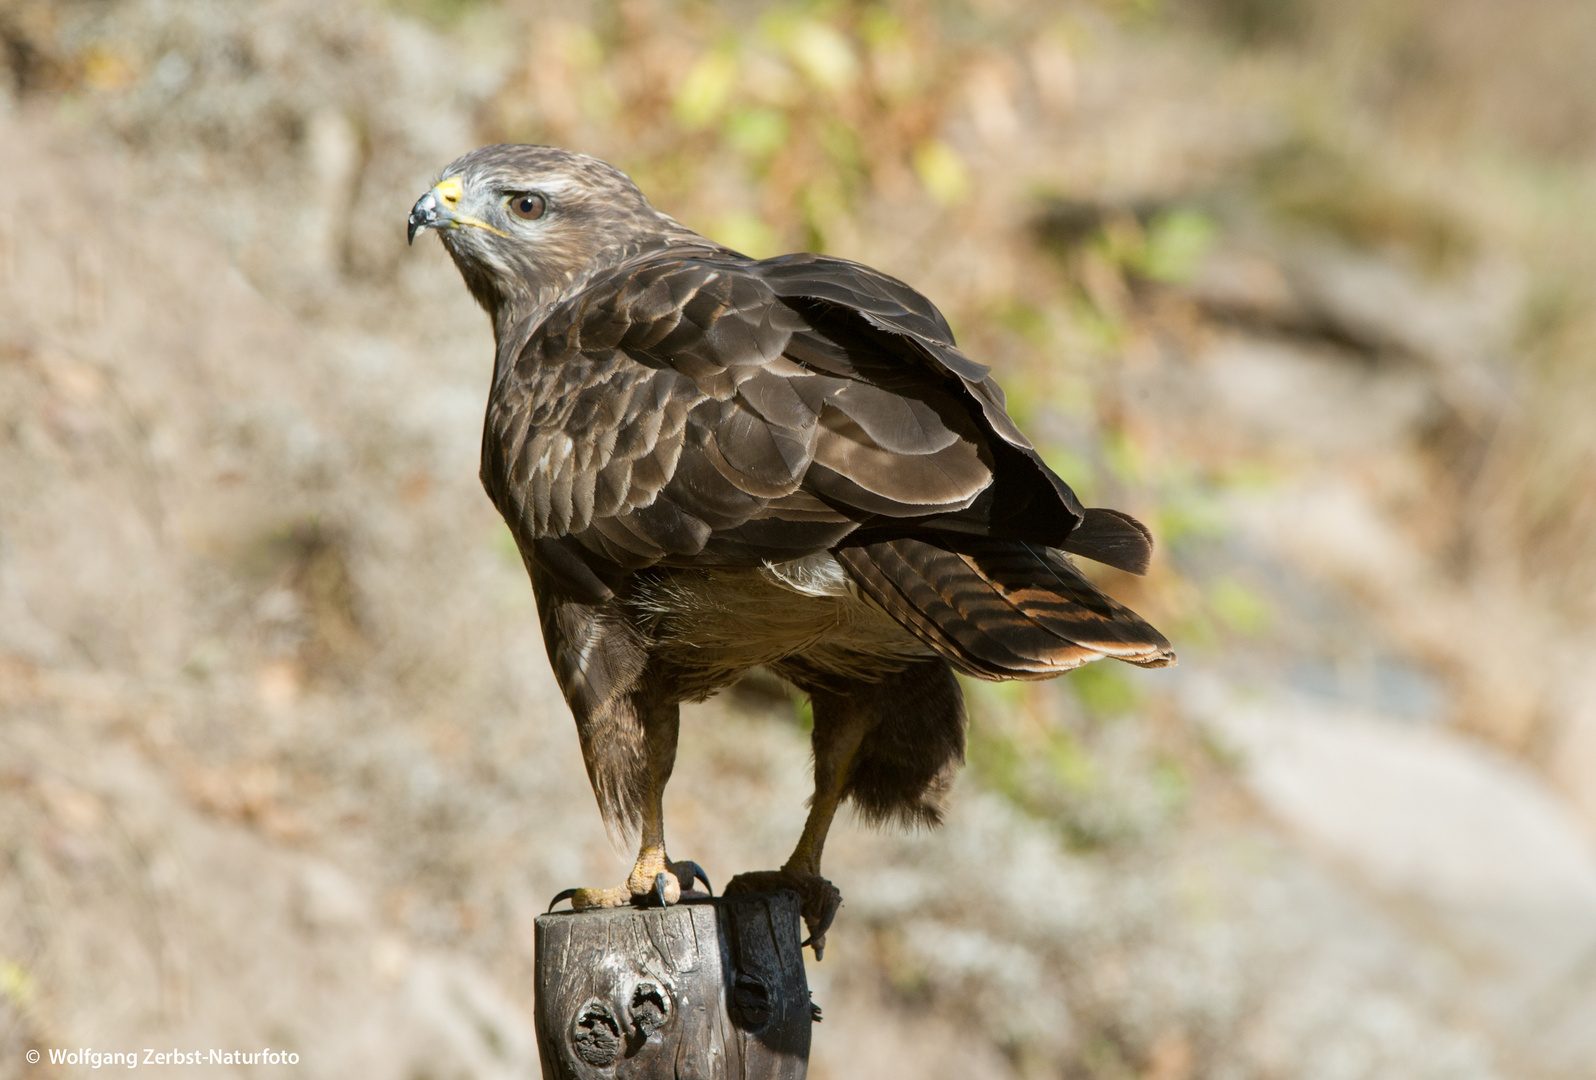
433,177,464,205
433,176,511,238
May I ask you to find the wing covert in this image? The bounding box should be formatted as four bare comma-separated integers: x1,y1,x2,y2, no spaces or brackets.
483,248,1123,576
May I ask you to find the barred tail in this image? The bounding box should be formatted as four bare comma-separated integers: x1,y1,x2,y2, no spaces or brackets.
835,537,1174,680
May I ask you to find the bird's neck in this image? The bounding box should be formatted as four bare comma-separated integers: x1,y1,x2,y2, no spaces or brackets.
487,227,719,381
490,282,564,352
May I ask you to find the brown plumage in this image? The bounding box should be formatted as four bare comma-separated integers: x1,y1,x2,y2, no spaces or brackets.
409,145,1173,954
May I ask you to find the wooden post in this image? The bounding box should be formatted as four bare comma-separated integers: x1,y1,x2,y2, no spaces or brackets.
533,891,813,1080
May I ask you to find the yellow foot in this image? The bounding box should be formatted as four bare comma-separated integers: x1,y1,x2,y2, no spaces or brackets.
724,870,842,959
547,861,713,913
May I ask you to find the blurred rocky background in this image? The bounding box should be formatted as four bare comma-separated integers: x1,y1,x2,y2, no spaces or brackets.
2,0,1596,1077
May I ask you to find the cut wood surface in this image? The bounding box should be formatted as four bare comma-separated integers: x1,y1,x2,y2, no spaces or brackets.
534,892,812,1079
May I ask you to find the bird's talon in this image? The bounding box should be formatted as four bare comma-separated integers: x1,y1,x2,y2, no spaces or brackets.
726,870,840,958
808,898,838,941
677,860,713,896
652,872,671,908
547,888,579,913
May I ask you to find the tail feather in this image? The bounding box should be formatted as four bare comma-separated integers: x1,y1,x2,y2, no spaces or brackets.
1061,508,1154,575
836,537,1174,680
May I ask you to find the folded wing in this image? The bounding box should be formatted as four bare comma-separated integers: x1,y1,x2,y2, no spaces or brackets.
483,246,1171,677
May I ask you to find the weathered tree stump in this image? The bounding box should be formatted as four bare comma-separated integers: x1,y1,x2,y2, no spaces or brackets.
534,891,812,1080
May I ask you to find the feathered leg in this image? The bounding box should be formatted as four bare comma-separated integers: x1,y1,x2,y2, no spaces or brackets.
551,696,711,911
727,659,965,957
724,693,860,957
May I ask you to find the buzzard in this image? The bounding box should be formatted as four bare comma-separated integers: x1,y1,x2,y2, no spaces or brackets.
409,145,1173,956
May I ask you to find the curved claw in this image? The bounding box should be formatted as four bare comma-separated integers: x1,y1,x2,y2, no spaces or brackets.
680,861,713,896
808,897,839,941
800,894,840,959
547,888,579,913
653,872,671,908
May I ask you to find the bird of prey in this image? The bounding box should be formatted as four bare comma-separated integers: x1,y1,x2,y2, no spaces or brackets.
408,145,1173,956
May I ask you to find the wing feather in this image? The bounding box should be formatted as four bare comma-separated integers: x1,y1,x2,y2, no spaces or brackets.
809,410,991,510
827,381,963,455
482,248,1146,586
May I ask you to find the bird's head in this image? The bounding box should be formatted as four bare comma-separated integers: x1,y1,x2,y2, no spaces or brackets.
408,145,692,331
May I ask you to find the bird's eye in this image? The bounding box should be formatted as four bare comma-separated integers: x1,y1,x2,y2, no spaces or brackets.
509,193,547,221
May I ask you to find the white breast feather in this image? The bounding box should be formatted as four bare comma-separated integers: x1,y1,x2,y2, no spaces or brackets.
759,553,855,598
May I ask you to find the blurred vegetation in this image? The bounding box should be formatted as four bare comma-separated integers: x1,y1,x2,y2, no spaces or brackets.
11,0,1596,849
1252,131,1475,273
471,0,1596,845
482,1,995,255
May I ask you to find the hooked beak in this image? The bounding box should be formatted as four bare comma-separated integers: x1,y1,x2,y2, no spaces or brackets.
407,177,510,245
407,178,459,245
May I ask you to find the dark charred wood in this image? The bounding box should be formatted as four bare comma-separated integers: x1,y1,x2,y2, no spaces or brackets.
533,891,812,1080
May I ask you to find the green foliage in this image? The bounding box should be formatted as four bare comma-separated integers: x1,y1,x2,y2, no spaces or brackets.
989,299,1051,346
768,13,860,95
1207,576,1272,636
1076,205,1221,285
491,520,521,567
1189,0,1314,45
705,210,782,258
1068,294,1131,354
798,174,851,251
1151,753,1190,805
817,117,866,179
1069,663,1141,718
1254,132,1475,272
1041,445,1099,506
793,696,814,733
966,717,1109,851
1045,727,1098,792
0,958,35,1007
1196,723,1247,773
1156,487,1229,549
723,107,790,162
1132,208,1219,284
673,47,740,131
380,0,492,29
913,139,972,206
1100,427,1149,485
964,677,1183,852
966,720,1025,799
